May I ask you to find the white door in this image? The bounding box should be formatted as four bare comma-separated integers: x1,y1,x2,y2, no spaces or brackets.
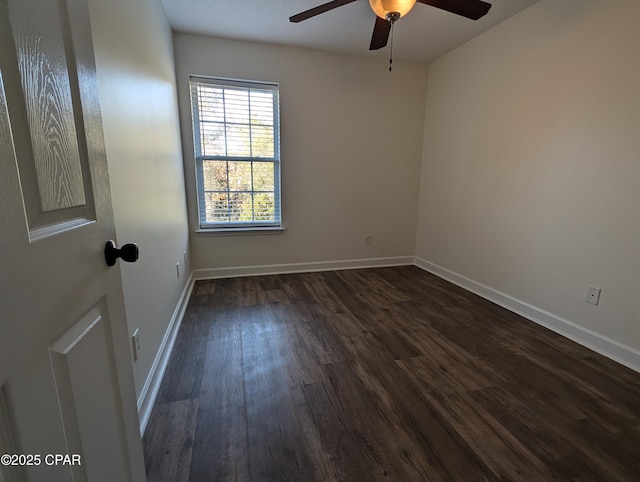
0,0,146,480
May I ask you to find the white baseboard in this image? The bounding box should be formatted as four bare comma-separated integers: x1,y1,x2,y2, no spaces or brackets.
192,256,415,280
137,275,195,435
414,257,640,373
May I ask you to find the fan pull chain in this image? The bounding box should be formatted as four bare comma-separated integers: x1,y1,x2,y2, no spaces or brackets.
389,21,394,72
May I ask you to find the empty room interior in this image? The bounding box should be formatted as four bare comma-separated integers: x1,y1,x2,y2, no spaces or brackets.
2,0,640,480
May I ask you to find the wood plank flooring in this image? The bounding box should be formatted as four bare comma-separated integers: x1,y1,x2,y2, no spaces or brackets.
143,266,640,481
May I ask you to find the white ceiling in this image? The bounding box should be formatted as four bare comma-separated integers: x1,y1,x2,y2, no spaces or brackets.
160,0,540,63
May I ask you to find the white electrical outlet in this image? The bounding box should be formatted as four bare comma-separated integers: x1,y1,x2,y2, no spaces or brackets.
364,234,372,246
132,329,141,361
586,286,601,306
176,262,180,279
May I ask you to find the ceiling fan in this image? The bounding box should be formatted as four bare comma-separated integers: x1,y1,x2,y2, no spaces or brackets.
290,0,492,51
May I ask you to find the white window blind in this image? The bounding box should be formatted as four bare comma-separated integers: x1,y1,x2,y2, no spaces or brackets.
190,76,281,230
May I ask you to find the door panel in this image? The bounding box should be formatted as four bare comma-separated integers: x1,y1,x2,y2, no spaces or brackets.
0,0,146,480
50,302,129,482
10,0,87,212
0,0,96,238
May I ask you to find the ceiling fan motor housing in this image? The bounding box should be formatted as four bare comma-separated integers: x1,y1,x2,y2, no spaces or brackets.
385,11,400,23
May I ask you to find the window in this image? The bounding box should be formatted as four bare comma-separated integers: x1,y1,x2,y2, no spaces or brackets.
190,76,281,231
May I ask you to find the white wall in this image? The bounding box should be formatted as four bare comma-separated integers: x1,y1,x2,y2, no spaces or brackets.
88,0,190,400
416,0,640,356
173,34,427,272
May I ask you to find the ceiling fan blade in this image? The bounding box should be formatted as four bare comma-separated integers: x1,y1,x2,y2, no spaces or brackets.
369,16,391,50
417,0,492,20
290,0,359,23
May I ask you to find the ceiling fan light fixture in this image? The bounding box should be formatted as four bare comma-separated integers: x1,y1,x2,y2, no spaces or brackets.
369,0,416,20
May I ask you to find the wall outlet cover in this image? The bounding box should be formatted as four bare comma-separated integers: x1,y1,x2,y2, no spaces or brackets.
586,286,601,306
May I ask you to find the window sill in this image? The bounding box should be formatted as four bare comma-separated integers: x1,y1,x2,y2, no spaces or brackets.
196,226,285,236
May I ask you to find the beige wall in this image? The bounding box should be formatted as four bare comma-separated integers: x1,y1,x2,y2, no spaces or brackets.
416,0,640,351
173,34,427,271
89,0,190,400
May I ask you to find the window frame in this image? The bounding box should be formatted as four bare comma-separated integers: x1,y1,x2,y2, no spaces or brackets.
190,76,282,232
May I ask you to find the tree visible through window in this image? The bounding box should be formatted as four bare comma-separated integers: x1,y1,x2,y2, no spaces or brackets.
190,77,281,229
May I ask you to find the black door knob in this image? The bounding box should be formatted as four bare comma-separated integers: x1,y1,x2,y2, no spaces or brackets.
105,240,139,266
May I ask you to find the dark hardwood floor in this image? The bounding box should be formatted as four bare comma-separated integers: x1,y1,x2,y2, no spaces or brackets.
143,266,640,481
